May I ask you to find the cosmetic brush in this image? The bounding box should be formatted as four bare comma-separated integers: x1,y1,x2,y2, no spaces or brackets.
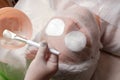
3,29,60,55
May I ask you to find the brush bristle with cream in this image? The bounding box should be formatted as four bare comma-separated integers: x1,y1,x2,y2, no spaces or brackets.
3,29,17,39
3,29,60,55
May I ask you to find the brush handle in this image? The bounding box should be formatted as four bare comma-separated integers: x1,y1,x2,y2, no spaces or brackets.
27,40,60,55
14,36,60,55
27,40,40,48
2,29,60,55
14,36,40,47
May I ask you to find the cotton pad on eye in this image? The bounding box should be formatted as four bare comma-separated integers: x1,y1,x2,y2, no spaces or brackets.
64,31,87,52
45,18,65,36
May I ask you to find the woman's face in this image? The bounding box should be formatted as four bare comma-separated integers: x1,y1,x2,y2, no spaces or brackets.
41,17,99,80
26,12,100,80
42,17,92,65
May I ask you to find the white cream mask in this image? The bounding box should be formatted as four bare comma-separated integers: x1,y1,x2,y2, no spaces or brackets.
45,18,65,36
64,31,87,52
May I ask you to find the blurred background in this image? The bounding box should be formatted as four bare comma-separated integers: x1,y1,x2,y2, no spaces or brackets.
0,0,18,8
